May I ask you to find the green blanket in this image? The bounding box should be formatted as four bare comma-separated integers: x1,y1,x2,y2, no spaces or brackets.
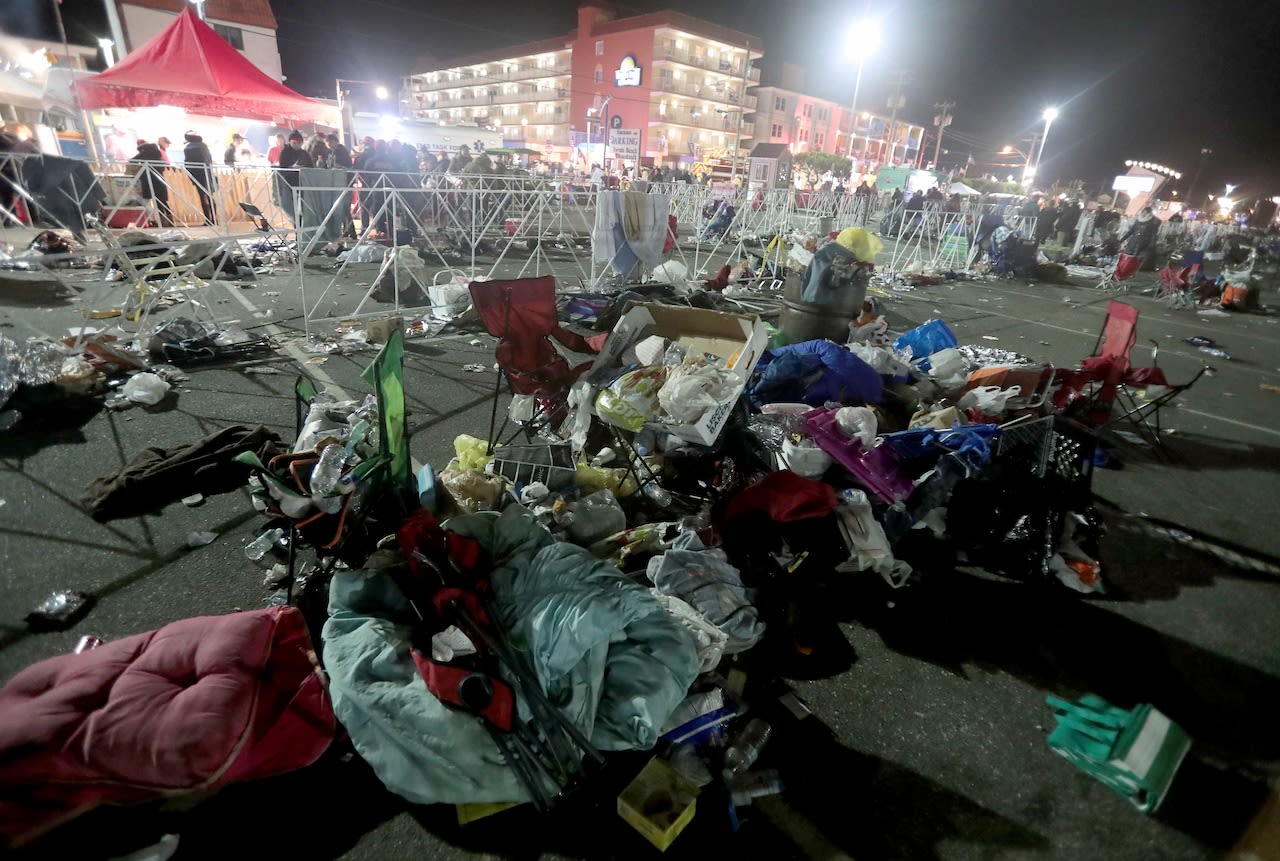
323,506,699,804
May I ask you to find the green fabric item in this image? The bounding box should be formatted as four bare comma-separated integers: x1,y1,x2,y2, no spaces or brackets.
360,328,411,490
322,506,700,805
1045,693,1191,814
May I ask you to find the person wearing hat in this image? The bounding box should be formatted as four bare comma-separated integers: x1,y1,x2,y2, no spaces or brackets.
224,133,244,167
1119,206,1160,260
182,131,216,225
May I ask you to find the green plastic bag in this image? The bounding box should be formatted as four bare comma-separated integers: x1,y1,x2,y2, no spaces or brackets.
1045,693,1190,814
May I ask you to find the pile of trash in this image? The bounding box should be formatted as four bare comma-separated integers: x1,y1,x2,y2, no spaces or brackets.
0,285,1122,853
0,318,274,430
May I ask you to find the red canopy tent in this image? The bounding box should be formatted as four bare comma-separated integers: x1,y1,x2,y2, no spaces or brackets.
75,7,337,126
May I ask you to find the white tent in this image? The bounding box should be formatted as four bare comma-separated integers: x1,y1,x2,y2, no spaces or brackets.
0,70,45,113
949,181,982,196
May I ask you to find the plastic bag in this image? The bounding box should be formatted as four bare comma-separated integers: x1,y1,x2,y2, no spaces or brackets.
450,434,493,472
926,347,967,387
893,319,958,367
337,242,383,263
957,385,1021,415
121,372,171,405
647,541,765,654
650,590,729,673
834,406,878,449
567,489,627,545
439,467,506,513
658,359,739,424
428,269,472,321
595,366,667,431
781,436,832,478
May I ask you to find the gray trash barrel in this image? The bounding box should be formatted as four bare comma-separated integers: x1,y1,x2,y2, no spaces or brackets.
779,275,867,343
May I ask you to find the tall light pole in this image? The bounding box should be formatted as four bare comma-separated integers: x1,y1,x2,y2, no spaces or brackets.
843,18,881,175
336,79,390,147
1033,106,1058,186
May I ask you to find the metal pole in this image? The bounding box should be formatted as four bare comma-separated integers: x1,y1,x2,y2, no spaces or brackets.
845,57,865,170
1034,116,1054,179
729,42,750,183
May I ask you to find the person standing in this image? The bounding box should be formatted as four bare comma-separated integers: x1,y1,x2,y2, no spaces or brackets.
182,131,216,225
1055,197,1082,248
130,140,172,227
267,133,286,166
156,137,172,163
224,133,244,167
276,130,313,224
1119,207,1161,260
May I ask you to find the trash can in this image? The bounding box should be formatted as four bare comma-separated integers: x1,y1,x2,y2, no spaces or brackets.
779,274,866,344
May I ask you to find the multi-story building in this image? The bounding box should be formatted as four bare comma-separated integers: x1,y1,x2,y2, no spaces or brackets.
404,3,762,167
106,0,284,81
752,63,925,173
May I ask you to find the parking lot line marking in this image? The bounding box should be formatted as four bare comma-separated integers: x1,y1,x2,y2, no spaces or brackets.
223,285,350,400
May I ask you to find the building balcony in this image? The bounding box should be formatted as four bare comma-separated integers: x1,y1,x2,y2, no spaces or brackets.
413,89,569,110
650,78,756,111
410,62,571,92
651,49,760,84
649,106,754,134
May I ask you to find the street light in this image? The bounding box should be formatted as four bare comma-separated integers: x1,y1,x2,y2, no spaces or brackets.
843,18,881,175
97,37,115,68
336,79,391,146
1001,143,1035,185
1033,106,1058,185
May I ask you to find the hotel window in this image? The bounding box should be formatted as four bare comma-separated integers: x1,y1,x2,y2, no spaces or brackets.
594,65,603,84
773,96,786,111
212,23,244,50
595,40,604,56
802,103,812,118
816,132,825,148
770,123,782,138
799,129,809,142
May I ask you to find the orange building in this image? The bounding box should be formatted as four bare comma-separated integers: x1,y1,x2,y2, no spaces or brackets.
404,3,762,167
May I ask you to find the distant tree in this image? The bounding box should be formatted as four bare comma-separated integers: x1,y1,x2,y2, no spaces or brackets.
965,177,1023,195
794,151,851,181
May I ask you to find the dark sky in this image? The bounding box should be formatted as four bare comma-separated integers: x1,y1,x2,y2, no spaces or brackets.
20,0,1280,197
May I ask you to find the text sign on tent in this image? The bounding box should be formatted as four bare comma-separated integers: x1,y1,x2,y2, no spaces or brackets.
609,128,640,160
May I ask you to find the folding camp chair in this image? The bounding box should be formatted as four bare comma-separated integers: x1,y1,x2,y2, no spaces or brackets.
239,201,297,264
1154,250,1203,309
469,276,600,451
1054,300,1213,453
1096,252,1144,292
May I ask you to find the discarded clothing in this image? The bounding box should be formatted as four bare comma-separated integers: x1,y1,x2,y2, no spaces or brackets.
883,423,1003,469
646,534,765,654
799,241,870,304
81,424,281,520
593,191,671,274
752,340,883,407
323,506,698,805
723,469,838,524
19,154,106,239
0,607,333,849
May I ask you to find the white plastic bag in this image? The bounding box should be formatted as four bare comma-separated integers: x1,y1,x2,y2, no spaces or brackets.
957,385,1021,415
121,372,170,405
658,360,739,424
834,406,878,449
926,348,967,388
782,436,832,478
428,269,472,321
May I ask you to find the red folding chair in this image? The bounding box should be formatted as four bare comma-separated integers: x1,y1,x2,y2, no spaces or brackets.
1053,300,1213,452
468,276,600,450
1097,252,1144,292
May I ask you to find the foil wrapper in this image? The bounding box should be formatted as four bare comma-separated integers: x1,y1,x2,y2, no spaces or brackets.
958,344,1037,370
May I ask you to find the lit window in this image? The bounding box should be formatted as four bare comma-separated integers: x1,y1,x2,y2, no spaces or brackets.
799,129,808,142
596,40,604,56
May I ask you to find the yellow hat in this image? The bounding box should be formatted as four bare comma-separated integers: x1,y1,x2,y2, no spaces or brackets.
835,227,882,263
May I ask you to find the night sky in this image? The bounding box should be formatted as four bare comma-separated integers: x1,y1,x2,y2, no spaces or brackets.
17,0,1280,198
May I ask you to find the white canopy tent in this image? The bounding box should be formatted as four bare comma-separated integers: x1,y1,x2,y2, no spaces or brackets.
949,181,982,196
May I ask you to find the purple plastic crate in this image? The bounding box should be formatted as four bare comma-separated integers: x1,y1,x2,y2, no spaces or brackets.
803,407,916,504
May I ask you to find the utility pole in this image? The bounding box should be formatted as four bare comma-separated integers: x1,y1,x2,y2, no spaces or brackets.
1186,147,1213,207
884,71,908,167
932,101,953,170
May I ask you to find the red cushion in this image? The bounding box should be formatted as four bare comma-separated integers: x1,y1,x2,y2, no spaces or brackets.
0,607,333,848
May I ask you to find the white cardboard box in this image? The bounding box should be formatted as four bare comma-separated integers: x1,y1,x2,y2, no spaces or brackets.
592,302,770,446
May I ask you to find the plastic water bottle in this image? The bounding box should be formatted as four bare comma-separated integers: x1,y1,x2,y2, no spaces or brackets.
723,719,772,775
310,444,346,496
244,527,284,562
641,479,673,507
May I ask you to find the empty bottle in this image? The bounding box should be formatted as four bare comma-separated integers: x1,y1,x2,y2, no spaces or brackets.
723,718,772,775
244,527,284,562
641,478,673,507
310,444,347,496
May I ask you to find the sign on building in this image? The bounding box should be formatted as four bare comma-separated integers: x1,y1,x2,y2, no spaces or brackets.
614,55,642,87
609,128,640,160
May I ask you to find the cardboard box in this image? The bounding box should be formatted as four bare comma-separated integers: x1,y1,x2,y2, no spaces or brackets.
592,303,769,446
617,757,700,851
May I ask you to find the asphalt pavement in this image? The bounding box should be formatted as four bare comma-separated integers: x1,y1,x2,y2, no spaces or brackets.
1,231,1278,860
